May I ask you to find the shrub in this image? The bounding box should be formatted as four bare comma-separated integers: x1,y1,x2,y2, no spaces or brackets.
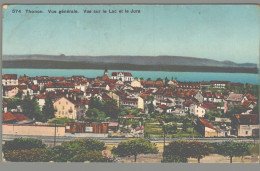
3,138,46,153
4,148,50,162
70,151,114,162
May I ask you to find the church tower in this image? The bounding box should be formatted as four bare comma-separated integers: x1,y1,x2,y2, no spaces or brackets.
104,67,108,76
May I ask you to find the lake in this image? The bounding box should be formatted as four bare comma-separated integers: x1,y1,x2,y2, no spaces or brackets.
2,68,259,85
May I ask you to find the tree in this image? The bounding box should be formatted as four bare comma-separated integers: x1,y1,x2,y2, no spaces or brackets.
3,138,46,153
85,108,106,122
252,104,258,114
215,141,251,163
4,98,22,111
15,90,23,99
148,103,155,114
156,78,163,81
147,78,151,81
42,95,55,121
111,138,158,162
162,140,189,163
21,95,44,121
186,141,211,163
88,97,103,110
103,99,119,119
61,139,106,161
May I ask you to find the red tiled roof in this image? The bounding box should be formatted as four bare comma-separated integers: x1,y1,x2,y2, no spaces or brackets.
160,104,169,109
3,101,7,106
102,93,111,101
226,93,244,102
111,72,132,77
246,93,257,102
201,102,217,109
184,100,195,106
2,112,16,122
69,89,84,94
2,74,17,79
125,115,135,118
122,98,138,103
13,113,30,122
108,122,119,127
3,85,17,91
199,118,216,130
242,100,252,106
235,114,258,125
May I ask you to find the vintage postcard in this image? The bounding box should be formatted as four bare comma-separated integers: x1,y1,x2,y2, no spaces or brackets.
1,5,259,163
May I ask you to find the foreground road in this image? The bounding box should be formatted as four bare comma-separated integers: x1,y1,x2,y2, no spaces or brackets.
2,134,259,145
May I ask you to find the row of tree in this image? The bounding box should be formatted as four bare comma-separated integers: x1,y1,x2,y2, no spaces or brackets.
3,138,113,162
3,138,253,163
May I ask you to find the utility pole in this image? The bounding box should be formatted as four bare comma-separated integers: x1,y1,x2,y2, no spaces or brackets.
54,121,57,147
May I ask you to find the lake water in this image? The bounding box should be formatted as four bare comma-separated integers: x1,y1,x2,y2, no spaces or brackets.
2,68,259,85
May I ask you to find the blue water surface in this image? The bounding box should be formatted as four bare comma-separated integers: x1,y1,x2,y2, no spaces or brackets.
2,68,259,85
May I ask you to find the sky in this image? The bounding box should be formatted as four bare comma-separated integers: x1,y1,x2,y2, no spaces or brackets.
2,5,260,64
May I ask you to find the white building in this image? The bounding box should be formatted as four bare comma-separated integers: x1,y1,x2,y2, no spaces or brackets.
189,104,206,117
111,72,134,82
2,74,18,86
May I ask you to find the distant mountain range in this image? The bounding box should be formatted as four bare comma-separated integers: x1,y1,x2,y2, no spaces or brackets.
2,55,258,73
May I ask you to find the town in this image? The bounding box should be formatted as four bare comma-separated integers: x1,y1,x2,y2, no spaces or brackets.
1,70,259,163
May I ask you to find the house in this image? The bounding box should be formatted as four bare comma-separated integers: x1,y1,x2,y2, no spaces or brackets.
225,92,247,106
120,97,144,110
177,82,200,90
131,80,142,88
45,82,75,92
103,122,119,132
111,72,134,82
214,117,232,137
75,81,89,92
202,92,227,103
2,86,19,98
189,104,206,117
168,80,178,87
53,96,85,120
245,93,257,103
209,81,229,88
194,91,204,103
2,74,18,86
196,118,218,137
233,114,259,137
36,91,64,109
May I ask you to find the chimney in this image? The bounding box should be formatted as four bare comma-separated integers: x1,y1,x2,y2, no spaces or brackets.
74,96,77,101
66,94,68,98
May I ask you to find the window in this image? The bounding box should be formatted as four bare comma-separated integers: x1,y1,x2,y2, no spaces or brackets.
62,106,64,110
245,131,248,135
197,110,198,112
